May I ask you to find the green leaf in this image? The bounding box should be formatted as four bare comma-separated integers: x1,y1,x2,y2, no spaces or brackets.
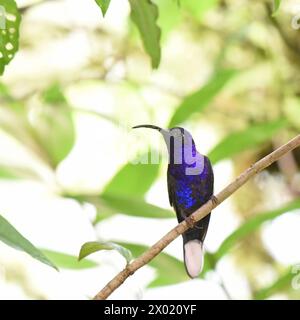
254,267,294,300
71,193,174,222
29,84,76,167
95,0,111,17
216,199,300,260
0,0,21,75
0,214,57,270
31,107,75,167
272,0,281,16
168,69,237,127
0,83,74,168
41,249,98,270
100,194,174,218
117,242,188,287
79,241,132,264
208,119,287,164
102,154,160,198
129,0,161,69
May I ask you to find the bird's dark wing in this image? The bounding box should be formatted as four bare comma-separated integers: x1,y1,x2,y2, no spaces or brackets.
183,156,214,212
184,155,214,242
195,156,214,202
167,166,176,207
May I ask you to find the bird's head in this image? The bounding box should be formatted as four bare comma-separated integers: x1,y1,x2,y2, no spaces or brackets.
132,125,196,164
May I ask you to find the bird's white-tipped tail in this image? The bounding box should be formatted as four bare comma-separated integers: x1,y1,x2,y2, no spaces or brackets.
184,240,203,278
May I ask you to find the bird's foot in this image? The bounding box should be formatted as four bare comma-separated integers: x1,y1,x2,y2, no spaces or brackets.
210,195,219,206
185,216,196,228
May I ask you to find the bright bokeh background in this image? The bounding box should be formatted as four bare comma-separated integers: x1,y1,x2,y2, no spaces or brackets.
1,0,300,299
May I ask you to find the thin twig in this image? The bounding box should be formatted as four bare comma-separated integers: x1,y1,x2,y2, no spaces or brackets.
217,272,232,300
94,134,300,300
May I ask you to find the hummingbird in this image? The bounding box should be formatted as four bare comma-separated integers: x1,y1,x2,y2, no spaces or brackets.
133,125,214,278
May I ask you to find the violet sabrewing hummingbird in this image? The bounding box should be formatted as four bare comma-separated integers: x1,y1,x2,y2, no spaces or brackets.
133,125,214,278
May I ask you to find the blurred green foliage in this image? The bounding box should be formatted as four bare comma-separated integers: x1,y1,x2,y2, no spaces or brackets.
254,266,294,300
42,249,98,270
102,156,160,198
215,199,300,260
0,0,299,299
208,119,287,164
118,242,189,287
273,0,282,16
169,69,237,127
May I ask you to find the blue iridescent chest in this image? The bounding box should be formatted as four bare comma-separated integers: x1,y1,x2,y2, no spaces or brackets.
169,152,211,209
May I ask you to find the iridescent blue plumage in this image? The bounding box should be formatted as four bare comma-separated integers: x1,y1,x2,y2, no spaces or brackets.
169,150,212,209
133,125,214,278
176,185,196,209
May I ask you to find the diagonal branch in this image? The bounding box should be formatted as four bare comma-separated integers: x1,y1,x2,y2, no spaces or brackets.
94,134,300,300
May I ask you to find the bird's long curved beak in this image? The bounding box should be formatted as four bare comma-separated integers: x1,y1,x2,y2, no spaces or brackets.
132,124,163,131
132,124,171,151
132,124,170,137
